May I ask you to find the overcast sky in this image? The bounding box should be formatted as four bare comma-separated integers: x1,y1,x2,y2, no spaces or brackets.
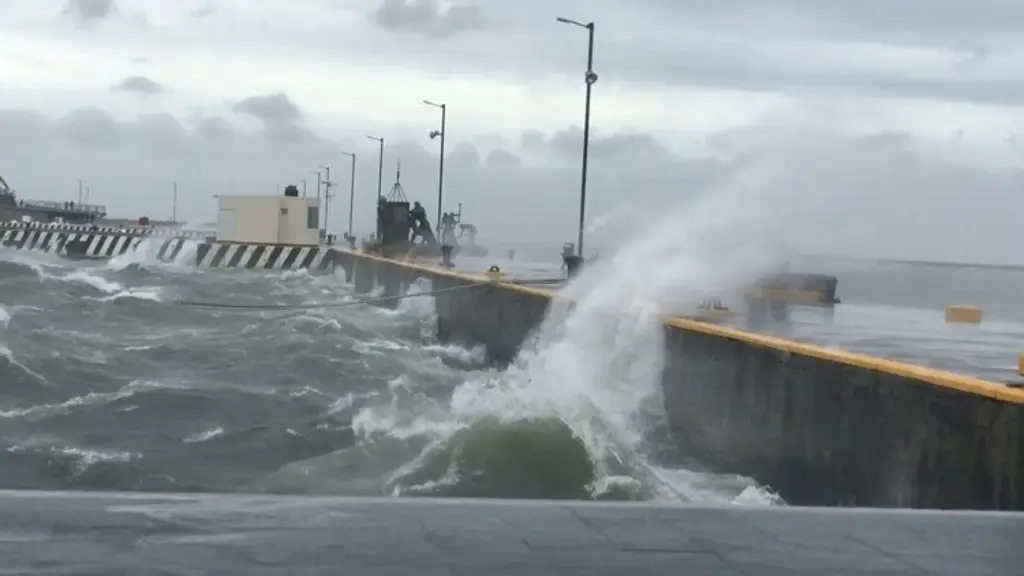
2,0,1024,263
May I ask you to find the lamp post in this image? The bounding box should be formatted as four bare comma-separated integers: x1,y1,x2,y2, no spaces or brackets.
169,180,178,222
318,164,331,231
312,170,321,200
423,100,446,231
556,16,597,258
341,151,356,239
366,135,385,238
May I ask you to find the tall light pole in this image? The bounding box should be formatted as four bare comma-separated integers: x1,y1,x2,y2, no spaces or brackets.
302,178,307,197
423,100,446,231
311,169,322,203
85,186,90,204
341,151,356,239
557,16,597,258
366,135,385,238
169,180,178,222
318,164,331,231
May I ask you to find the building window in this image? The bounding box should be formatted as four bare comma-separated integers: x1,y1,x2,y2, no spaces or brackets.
307,206,319,229
280,208,288,215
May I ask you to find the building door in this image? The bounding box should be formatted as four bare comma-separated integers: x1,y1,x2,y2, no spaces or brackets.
217,208,236,240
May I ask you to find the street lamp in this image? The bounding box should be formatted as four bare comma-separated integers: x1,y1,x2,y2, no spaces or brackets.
556,16,597,258
366,135,385,238
169,180,178,222
341,151,356,240
318,164,331,230
311,169,322,210
423,100,446,232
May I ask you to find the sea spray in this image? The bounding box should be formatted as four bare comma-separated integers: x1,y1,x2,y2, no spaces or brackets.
106,236,201,271
399,173,805,503
348,136,861,501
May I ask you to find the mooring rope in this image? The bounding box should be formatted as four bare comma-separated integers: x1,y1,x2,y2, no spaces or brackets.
176,281,493,311
508,277,567,286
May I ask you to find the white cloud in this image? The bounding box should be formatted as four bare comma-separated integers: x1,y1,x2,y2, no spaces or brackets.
0,0,1022,263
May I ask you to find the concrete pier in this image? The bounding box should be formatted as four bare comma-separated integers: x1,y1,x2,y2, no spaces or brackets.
328,250,1024,511
2,491,1018,575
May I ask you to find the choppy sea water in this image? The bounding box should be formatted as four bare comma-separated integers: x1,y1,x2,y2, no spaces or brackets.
0,243,778,505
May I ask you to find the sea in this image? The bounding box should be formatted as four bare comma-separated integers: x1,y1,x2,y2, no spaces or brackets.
1,238,1021,505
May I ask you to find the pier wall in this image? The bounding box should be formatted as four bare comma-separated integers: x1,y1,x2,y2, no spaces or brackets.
0,222,333,272
154,239,338,271
332,250,1024,511
0,223,204,259
0,225,143,257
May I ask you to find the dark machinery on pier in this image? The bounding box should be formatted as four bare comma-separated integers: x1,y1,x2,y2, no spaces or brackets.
365,163,488,261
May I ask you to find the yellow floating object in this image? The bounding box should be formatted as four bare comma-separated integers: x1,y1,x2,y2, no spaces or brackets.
945,305,982,324
484,265,503,280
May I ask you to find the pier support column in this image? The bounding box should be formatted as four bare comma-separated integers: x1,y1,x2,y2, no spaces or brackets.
353,256,376,294
746,295,767,328
379,262,404,310
769,300,788,322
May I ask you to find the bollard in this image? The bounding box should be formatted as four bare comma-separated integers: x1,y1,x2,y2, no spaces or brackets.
485,265,503,281
563,254,584,278
440,245,454,269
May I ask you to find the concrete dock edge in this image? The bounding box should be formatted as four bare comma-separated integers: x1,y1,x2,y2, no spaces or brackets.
328,249,1024,510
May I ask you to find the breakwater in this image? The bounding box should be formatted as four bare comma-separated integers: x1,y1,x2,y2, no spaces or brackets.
0,223,333,272
0,225,143,258
330,249,1024,510
152,238,337,271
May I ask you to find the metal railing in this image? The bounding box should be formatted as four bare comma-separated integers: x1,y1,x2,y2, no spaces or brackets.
17,199,107,215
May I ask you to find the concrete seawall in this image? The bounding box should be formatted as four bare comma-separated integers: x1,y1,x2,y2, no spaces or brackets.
329,249,1024,511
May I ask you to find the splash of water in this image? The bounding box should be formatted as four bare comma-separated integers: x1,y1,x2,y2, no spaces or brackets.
372,174,809,503
461,143,862,502
107,237,200,271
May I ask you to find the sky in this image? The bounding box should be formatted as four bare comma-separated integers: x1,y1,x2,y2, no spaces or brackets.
2,0,1024,263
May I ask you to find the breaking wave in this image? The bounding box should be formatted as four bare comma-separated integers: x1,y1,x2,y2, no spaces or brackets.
0,228,782,505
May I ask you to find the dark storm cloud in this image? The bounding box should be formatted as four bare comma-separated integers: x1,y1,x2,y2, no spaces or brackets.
62,0,117,25
194,116,235,141
190,3,216,18
372,0,484,38
111,76,167,97
635,0,1024,41
232,93,304,124
319,0,1024,106
1,103,1022,263
231,93,320,144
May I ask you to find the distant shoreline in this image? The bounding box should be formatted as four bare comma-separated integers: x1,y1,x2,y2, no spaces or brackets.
799,253,1024,272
